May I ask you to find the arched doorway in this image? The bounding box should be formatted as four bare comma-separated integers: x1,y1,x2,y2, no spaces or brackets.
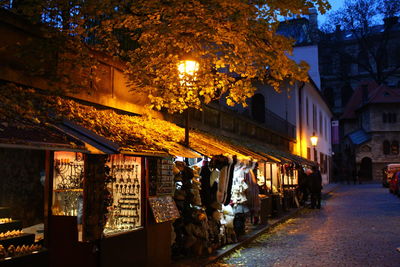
251,94,266,123
359,157,373,181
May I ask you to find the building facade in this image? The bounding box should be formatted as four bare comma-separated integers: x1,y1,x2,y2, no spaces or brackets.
319,17,400,117
276,10,333,184
340,82,400,182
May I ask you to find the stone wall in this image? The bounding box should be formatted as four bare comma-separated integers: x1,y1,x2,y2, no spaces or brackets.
369,105,400,132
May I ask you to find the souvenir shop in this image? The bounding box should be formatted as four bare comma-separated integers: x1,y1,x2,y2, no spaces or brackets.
167,133,307,260
0,120,199,267
0,93,200,267
0,123,87,266
0,94,311,267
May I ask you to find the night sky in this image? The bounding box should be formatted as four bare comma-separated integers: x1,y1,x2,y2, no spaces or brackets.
318,0,345,25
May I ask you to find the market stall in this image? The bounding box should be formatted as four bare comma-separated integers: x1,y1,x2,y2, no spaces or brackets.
0,122,87,266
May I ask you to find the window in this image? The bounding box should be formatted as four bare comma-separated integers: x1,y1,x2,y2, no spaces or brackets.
320,152,324,173
324,87,334,108
389,113,397,123
306,98,309,126
383,113,397,123
251,94,266,123
341,85,353,108
381,51,388,70
383,140,390,154
319,111,323,136
313,104,317,131
392,141,399,155
340,54,352,74
307,147,311,160
358,50,369,72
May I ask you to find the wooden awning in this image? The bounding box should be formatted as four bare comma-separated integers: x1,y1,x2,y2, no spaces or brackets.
0,121,88,152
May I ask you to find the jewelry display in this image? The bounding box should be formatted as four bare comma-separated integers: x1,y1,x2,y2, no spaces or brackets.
0,244,42,260
0,230,23,239
0,207,42,261
148,195,180,223
52,152,84,216
0,218,12,224
103,155,142,236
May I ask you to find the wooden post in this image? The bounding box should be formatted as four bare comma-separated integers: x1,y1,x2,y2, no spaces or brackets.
82,154,107,242
44,150,54,248
184,109,189,147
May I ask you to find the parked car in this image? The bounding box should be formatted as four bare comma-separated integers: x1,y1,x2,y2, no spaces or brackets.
389,171,400,195
389,171,397,194
385,164,400,192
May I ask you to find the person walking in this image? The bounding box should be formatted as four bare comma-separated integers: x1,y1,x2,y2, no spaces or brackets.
309,165,322,209
297,166,309,206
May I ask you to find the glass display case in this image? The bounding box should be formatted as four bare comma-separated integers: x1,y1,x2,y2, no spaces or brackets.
0,206,43,262
257,162,273,193
103,155,142,236
51,151,84,217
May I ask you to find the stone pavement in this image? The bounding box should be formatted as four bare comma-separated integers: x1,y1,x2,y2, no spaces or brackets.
207,183,400,267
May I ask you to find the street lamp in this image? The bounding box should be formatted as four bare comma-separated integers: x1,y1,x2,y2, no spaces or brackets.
310,132,318,163
178,60,199,79
178,59,199,147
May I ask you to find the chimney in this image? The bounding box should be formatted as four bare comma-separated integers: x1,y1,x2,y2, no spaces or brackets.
362,84,369,104
308,7,318,43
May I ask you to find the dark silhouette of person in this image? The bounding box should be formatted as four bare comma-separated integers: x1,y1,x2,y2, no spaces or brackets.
309,165,322,209
297,166,309,206
357,168,364,184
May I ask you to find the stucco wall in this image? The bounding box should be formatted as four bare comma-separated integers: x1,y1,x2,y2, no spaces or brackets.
295,82,333,184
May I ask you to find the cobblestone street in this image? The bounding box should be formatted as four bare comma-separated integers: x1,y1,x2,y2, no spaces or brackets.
209,183,400,267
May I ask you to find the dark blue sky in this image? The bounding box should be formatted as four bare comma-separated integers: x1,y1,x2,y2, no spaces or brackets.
318,0,345,25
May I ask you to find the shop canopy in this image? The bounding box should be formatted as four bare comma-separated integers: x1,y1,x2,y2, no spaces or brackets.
40,96,276,161
0,83,314,164
220,137,282,163
55,103,200,158
0,84,199,158
270,149,316,167
200,133,315,167
189,131,271,162
0,120,88,152
54,100,286,162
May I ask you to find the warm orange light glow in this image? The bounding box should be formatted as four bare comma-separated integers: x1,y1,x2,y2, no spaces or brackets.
310,132,318,147
178,60,199,77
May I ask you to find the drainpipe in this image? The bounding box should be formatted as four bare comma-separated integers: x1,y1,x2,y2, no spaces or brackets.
298,82,306,158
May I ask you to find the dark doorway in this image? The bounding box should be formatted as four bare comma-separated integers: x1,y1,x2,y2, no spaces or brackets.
251,94,265,123
359,157,373,181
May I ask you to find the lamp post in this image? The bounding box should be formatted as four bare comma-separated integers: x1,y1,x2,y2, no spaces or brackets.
310,132,318,163
178,60,199,147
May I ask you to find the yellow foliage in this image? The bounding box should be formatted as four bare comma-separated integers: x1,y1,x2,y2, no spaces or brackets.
8,0,328,113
